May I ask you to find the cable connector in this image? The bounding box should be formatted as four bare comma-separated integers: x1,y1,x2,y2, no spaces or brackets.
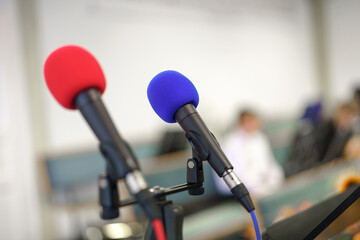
222,170,255,212
125,170,149,194
231,183,255,212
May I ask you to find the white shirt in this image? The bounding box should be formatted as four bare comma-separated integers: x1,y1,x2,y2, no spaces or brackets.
214,128,284,198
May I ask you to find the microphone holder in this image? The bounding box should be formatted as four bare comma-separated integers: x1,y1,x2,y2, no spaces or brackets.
98,149,205,240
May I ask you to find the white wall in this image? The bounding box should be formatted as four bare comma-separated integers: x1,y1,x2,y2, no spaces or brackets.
0,0,41,239
323,0,360,103
36,0,319,153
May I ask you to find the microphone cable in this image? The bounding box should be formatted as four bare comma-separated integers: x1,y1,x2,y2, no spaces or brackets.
152,219,167,240
250,210,261,240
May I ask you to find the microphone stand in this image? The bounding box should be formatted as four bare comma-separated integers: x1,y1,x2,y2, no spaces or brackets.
98,149,205,240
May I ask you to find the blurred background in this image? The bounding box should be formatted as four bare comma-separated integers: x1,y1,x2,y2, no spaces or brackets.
1,0,360,239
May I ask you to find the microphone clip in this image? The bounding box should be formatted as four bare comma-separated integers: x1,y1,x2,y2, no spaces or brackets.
98,172,120,219
186,151,204,195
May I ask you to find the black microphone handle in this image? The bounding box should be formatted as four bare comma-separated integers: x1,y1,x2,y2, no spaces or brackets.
74,88,139,176
174,103,233,177
74,88,161,218
174,103,255,212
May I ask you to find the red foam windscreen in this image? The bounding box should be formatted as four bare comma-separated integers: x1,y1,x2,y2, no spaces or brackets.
44,45,106,109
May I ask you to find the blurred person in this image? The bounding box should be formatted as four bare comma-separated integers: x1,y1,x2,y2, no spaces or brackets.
214,110,284,198
285,102,358,177
344,135,360,160
321,102,358,163
351,87,360,109
349,87,360,134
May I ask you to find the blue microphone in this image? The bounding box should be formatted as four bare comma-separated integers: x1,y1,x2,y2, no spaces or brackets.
147,70,254,212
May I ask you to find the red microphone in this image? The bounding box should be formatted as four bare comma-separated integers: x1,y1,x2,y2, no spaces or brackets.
44,45,106,109
44,46,166,239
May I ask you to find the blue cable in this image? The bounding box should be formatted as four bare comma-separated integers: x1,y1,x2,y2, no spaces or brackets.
250,210,261,240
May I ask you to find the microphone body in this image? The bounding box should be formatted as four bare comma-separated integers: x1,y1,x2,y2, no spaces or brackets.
175,104,254,212
174,104,232,176
74,88,158,218
75,88,139,177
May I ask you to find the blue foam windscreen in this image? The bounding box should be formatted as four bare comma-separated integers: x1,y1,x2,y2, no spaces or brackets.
147,70,199,123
